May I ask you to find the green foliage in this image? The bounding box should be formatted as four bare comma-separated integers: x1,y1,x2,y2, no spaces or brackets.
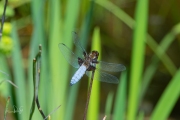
0,0,179,120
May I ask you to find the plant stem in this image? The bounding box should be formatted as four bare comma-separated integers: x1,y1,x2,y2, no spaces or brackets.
83,70,95,120
0,0,8,41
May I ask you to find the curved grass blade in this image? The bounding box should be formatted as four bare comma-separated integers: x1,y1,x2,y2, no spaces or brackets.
0,79,18,88
141,23,180,100
0,70,9,76
150,69,180,120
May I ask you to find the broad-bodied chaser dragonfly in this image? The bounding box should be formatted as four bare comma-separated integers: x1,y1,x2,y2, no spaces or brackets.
59,32,126,86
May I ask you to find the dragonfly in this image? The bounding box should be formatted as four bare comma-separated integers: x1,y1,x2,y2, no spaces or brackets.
59,32,126,86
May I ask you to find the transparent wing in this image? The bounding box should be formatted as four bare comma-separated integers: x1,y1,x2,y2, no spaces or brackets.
86,70,119,84
58,43,79,68
96,61,126,72
72,31,87,55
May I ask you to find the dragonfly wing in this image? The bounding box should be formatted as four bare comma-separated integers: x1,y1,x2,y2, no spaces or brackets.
72,31,87,55
96,70,119,83
96,61,126,72
85,70,119,84
58,43,79,68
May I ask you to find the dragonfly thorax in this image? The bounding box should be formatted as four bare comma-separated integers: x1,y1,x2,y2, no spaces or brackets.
79,51,99,71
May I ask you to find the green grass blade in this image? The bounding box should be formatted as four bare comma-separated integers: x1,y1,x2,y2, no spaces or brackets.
29,59,36,120
105,92,114,120
11,21,27,120
127,0,148,119
80,1,95,45
146,35,177,75
64,84,79,120
87,27,101,120
150,69,180,120
113,72,127,120
95,0,134,29
48,0,63,119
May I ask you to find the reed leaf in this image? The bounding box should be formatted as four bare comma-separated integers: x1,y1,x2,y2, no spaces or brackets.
113,72,127,120
127,0,148,119
48,0,62,119
105,92,114,120
87,27,101,120
11,21,27,120
150,69,180,120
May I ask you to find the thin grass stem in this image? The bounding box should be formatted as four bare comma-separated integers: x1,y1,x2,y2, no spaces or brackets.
83,70,95,120
0,0,8,41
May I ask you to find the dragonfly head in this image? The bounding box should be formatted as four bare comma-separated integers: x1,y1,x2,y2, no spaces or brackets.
90,51,99,60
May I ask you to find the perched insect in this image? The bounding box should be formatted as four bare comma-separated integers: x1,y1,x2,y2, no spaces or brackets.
59,32,126,85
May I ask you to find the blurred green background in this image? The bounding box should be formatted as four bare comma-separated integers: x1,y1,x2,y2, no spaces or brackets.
0,0,180,120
